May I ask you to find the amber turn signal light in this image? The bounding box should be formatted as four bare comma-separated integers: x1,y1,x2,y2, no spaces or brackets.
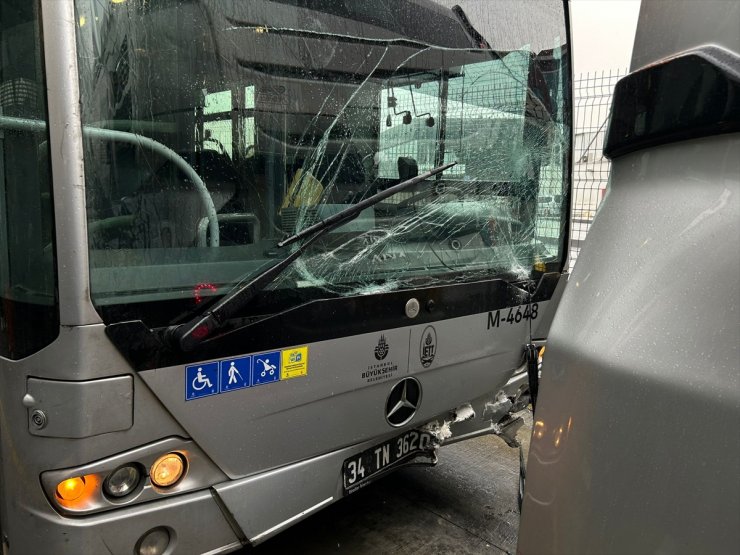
150,453,186,488
56,476,86,501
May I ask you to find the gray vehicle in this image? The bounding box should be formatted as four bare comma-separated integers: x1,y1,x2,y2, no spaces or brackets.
519,1,740,553
0,1,572,553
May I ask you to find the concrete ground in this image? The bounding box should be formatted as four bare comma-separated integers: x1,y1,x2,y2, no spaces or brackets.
242,410,533,555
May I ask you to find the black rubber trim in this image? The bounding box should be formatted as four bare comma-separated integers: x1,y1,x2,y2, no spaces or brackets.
106,275,560,371
604,46,740,159
525,343,539,411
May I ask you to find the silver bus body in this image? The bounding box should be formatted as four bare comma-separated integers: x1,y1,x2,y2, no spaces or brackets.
0,1,571,552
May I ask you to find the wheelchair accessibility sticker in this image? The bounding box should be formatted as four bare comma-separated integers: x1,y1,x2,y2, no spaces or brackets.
185,346,308,400
186,362,219,400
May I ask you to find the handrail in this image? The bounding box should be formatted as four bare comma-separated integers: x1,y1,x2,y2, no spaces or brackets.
0,115,219,246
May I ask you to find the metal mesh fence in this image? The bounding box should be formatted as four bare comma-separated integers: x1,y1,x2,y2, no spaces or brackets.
569,69,627,270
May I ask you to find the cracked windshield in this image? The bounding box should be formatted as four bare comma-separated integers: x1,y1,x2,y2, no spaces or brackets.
75,0,570,323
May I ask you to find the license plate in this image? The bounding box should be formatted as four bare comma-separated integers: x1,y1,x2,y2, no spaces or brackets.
342,430,435,491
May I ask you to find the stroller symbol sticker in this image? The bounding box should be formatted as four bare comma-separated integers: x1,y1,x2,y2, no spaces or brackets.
257,358,276,377
186,362,219,400
252,351,281,386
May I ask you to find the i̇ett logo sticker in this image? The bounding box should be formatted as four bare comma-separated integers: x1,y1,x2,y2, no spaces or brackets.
420,326,437,368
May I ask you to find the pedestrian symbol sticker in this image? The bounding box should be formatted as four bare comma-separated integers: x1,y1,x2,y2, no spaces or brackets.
220,356,252,393
186,362,219,400
281,346,308,380
252,351,281,386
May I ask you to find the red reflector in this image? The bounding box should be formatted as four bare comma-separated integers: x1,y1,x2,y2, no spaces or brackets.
193,282,218,304
191,325,210,340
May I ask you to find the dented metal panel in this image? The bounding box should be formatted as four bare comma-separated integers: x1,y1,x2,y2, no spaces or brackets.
25,375,133,438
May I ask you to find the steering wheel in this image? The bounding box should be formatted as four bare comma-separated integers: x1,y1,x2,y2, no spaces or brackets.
81,126,221,247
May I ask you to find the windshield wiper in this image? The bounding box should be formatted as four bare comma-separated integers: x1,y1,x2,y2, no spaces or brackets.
166,161,456,352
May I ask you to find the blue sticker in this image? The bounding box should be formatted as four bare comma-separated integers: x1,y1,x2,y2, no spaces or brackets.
252,351,281,386
186,362,219,400
220,356,252,392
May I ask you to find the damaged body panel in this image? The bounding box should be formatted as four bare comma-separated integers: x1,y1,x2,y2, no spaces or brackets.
0,0,571,552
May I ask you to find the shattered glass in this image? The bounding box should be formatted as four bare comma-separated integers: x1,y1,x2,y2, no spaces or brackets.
74,0,570,321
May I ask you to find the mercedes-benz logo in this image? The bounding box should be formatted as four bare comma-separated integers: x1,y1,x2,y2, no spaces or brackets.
385,377,422,427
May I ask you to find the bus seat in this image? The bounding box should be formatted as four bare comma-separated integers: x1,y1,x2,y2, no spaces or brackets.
131,150,240,248
397,156,418,181
316,149,367,204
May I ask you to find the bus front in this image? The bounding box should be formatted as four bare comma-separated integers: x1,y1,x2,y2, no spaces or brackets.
0,0,571,552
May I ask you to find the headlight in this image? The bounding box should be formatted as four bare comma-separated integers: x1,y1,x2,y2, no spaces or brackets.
150,453,186,488
103,464,141,498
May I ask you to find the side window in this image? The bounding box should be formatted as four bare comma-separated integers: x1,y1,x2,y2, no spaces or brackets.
201,90,233,158
0,0,58,359
378,80,441,178
444,55,529,182
197,86,257,160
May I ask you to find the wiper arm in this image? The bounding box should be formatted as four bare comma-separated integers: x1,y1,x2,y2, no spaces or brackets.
166,161,456,352
278,161,456,248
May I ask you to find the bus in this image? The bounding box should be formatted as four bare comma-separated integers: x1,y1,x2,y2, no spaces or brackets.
0,1,571,553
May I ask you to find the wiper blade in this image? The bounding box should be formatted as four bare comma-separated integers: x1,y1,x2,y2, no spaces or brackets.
167,161,456,351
